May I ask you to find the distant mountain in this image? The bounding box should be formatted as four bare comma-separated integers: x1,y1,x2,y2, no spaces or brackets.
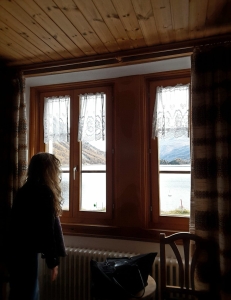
53,137,189,167
159,136,190,164
82,142,105,165
53,141,105,166
53,141,69,165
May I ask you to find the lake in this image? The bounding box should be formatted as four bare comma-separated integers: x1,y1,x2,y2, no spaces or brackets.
61,165,191,214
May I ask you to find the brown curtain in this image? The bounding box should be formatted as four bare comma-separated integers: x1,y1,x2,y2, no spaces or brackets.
190,42,231,299
0,62,27,296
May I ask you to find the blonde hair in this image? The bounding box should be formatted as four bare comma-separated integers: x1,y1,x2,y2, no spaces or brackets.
27,152,63,216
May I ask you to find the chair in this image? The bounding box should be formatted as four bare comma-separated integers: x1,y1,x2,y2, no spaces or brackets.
159,232,218,300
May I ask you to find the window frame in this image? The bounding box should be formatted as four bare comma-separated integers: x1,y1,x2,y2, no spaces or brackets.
29,81,114,225
147,71,191,232
70,86,114,224
29,71,190,241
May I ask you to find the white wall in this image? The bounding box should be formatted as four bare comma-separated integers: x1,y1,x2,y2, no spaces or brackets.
25,56,191,105
25,56,190,255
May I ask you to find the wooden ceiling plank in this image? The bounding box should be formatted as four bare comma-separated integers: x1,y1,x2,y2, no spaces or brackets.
50,0,109,54
0,6,64,61
151,0,174,44
0,0,230,67
14,0,85,58
72,0,120,52
0,20,55,63
219,0,231,35
131,0,160,46
0,34,43,64
33,0,97,56
15,32,231,73
0,43,26,61
0,33,44,63
188,0,208,40
170,0,189,42
0,46,37,66
92,0,134,50
0,0,75,60
205,0,228,37
111,0,146,48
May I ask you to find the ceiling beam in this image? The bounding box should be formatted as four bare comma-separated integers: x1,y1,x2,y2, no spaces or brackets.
19,33,231,77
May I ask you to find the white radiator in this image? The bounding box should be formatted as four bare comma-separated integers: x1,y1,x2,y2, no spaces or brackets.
38,247,179,300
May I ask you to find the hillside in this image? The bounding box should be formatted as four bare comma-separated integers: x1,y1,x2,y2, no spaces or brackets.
81,142,105,165
53,141,105,167
159,136,190,165
52,137,190,167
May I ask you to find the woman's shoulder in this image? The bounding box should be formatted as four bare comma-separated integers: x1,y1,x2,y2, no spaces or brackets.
26,180,52,191
17,181,53,199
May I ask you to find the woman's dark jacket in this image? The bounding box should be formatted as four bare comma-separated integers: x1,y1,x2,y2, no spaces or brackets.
9,181,66,269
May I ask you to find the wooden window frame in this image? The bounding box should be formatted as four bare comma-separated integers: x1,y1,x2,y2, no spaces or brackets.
146,70,190,232
29,71,190,242
67,86,114,225
30,80,114,222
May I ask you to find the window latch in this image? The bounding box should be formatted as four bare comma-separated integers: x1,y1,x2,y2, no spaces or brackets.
73,167,77,180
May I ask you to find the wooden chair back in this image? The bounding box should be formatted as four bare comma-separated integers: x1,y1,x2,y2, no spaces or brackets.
159,232,216,300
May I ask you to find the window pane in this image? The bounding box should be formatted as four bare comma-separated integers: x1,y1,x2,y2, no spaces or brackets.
157,84,191,217
159,135,190,216
79,93,106,212
159,172,190,216
61,172,70,210
82,140,106,170
80,173,106,212
44,95,70,212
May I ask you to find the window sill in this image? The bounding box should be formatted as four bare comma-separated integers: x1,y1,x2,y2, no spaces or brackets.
61,223,189,243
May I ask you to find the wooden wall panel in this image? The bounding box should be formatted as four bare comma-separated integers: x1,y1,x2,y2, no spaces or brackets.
114,75,145,228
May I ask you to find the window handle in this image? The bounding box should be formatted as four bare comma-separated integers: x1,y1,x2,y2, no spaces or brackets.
73,166,77,180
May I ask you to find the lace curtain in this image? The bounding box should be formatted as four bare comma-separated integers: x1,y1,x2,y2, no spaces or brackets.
78,93,105,142
152,84,190,139
43,96,70,144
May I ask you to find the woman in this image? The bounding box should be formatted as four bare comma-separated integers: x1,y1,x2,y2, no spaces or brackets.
8,152,66,300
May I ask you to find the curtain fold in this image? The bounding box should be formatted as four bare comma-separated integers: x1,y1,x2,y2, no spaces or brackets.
78,93,105,142
190,42,231,299
12,72,28,195
152,84,190,139
43,96,70,144
0,65,27,287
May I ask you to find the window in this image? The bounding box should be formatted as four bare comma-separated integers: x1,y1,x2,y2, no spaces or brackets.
78,93,106,212
153,85,190,217
30,70,190,240
148,73,190,231
30,85,113,226
44,92,110,215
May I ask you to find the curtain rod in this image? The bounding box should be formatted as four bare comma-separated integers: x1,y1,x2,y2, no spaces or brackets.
18,33,231,77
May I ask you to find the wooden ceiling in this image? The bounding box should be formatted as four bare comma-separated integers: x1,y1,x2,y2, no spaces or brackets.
0,0,231,75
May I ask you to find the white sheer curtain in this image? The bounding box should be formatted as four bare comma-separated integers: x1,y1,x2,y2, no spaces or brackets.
43,96,70,144
78,93,105,142
152,84,190,139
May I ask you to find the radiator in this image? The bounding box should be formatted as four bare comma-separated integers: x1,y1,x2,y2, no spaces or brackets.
38,247,179,300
